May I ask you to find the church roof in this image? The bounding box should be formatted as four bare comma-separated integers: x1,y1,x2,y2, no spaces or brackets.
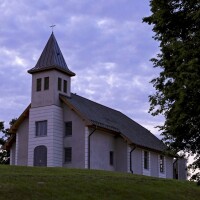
60,94,167,152
5,93,167,153
28,33,75,76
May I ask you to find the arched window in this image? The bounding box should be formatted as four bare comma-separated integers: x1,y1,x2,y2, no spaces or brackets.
34,145,47,166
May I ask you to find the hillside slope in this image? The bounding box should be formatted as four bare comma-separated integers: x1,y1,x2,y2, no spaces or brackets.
0,165,199,200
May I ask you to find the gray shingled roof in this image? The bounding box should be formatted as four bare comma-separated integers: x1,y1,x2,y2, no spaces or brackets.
28,33,75,76
63,93,167,152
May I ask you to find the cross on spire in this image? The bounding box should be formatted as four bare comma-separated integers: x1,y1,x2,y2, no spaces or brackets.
50,24,56,32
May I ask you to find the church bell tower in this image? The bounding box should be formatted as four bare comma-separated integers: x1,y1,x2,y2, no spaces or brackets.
28,32,75,107
27,33,75,167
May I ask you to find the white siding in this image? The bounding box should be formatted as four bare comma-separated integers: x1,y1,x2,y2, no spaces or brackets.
166,156,174,179
177,158,187,180
31,70,71,108
52,106,64,166
63,105,85,168
16,118,29,166
131,148,143,175
10,142,16,165
142,151,151,176
115,137,128,172
158,155,166,178
151,152,159,177
84,127,89,169
90,130,115,171
127,146,131,173
15,131,19,165
28,105,63,167
129,148,174,178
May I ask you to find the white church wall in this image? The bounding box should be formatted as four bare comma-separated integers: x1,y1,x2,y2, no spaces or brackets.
163,156,173,178
16,117,29,166
115,136,128,172
31,70,71,108
151,152,159,177
10,142,16,165
28,105,63,167
90,129,115,171
63,105,85,168
131,148,143,175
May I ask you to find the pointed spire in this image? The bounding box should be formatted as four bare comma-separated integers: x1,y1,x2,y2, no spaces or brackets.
28,33,75,76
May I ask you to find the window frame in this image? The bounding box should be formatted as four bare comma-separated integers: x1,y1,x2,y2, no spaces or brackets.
144,151,149,170
64,147,72,163
58,77,62,91
110,151,114,166
35,120,47,137
44,77,49,90
65,121,72,137
63,80,67,93
160,155,165,173
36,78,42,91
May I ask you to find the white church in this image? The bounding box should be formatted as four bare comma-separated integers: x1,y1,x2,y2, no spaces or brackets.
5,33,187,180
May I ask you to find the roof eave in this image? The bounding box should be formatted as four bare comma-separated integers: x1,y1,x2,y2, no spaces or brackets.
87,122,171,155
87,123,121,136
128,142,176,156
3,135,16,150
9,104,31,134
3,104,30,150
28,66,76,77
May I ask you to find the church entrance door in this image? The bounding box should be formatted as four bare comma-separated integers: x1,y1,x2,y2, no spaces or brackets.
34,145,47,166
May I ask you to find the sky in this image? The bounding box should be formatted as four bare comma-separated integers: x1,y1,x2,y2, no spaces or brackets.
0,0,164,137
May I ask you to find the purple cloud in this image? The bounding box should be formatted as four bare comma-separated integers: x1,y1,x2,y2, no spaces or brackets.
0,0,163,136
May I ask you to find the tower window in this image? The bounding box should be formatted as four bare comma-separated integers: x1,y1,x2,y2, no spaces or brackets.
44,77,49,90
36,78,42,91
36,121,47,137
63,80,67,93
58,77,62,91
64,147,72,162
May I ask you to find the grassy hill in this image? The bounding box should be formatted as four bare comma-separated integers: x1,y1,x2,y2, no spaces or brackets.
0,165,199,200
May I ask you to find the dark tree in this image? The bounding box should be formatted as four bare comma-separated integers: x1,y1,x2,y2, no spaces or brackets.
143,0,200,179
0,119,17,164
0,122,5,146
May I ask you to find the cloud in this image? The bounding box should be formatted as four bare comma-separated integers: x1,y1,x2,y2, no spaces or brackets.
0,0,163,137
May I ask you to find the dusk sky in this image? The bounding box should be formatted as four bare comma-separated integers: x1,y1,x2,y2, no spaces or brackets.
0,0,164,137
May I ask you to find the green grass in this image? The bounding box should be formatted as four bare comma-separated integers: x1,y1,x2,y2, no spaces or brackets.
0,165,199,200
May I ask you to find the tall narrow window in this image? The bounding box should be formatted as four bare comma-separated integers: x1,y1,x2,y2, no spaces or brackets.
160,155,164,173
110,151,114,166
36,78,42,91
65,147,72,162
36,121,47,136
63,80,67,93
144,151,149,169
44,77,49,90
65,121,72,136
58,77,62,91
